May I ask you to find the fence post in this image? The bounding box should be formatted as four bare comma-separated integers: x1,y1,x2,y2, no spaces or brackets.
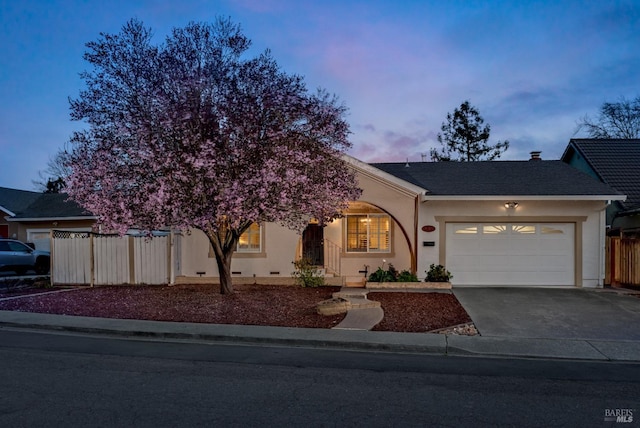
128,236,135,285
89,232,95,287
168,231,174,285
49,229,54,287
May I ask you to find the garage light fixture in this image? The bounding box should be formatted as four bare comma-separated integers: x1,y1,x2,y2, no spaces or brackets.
504,201,519,210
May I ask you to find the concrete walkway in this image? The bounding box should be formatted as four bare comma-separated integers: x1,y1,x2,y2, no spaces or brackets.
332,287,384,330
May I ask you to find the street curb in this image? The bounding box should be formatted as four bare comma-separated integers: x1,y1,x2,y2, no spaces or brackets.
1,311,639,362
445,335,609,360
0,311,448,354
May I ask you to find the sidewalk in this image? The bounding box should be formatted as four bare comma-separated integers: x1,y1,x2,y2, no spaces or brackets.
1,309,639,362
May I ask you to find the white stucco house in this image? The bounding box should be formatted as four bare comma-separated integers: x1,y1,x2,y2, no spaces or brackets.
177,153,624,288
4,152,623,288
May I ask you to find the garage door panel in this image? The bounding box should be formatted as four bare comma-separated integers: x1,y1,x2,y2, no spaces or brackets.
446,223,575,286
537,255,573,271
507,258,540,270
508,242,542,255
452,256,485,270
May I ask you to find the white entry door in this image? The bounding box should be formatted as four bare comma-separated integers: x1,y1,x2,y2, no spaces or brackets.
445,223,575,286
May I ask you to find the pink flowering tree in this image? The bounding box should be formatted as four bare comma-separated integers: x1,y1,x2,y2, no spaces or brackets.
66,19,361,294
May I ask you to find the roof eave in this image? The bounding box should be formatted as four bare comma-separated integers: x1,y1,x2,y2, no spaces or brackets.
342,154,428,197
7,216,97,222
0,205,16,217
560,140,577,161
421,194,626,202
563,139,607,182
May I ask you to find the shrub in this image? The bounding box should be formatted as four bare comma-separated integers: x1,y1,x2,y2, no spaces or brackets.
425,264,452,282
292,258,325,287
368,266,394,282
397,270,419,282
368,263,418,282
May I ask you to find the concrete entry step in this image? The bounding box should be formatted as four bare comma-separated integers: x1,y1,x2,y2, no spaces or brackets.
330,286,384,330
344,276,367,287
333,288,368,299
333,288,380,310
317,286,384,329
343,296,380,310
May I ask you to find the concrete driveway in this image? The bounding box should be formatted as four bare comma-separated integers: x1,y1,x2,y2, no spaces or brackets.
452,287,640,341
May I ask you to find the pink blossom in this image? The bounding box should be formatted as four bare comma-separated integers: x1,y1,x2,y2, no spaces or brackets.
66,18,361,294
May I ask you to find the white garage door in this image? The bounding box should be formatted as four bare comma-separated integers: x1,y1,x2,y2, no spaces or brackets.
446,223,574,286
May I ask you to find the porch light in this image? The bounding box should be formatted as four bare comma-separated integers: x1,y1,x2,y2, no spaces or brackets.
504,201,519,210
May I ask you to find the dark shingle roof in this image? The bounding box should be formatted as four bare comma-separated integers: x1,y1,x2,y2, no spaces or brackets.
563,139,640,211
371,160,622,197
0,187,41,215
16,193,91,219
0,186,92,219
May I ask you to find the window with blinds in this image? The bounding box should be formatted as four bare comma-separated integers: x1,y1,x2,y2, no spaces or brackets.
346,214,390,253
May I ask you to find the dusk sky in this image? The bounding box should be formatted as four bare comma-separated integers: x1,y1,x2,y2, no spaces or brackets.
1,0,639,191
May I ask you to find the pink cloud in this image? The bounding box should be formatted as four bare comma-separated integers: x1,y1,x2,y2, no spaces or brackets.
349,123,439,163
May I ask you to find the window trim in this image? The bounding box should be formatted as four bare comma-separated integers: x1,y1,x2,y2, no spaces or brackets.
344,213,391,254
237,222,262,253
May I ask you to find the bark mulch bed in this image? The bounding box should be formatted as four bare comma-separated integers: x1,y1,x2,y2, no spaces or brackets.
369,292,472,333
0,283,472,332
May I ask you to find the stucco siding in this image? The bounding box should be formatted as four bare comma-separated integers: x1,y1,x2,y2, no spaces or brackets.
177,166,420,282
176,164,609,287
179,224,300,278
423,200,607,287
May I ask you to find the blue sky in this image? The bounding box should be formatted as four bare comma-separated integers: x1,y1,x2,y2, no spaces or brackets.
1,0,639,191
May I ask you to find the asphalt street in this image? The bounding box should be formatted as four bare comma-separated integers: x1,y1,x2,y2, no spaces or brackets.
1,328,639,427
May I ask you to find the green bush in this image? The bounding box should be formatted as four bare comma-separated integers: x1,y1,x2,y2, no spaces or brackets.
292,258,325,287
425,264,452,282
368,266,394,282
397,270,419,282
368,263,418,282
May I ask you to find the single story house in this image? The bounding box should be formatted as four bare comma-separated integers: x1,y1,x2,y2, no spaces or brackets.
178,153,623,288
0,186,95,250
4,151,624,288
561,139,640,236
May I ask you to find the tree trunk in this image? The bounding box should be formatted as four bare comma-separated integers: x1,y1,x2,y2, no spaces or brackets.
206,228,238,295
214,249,234,295
203,221,252,295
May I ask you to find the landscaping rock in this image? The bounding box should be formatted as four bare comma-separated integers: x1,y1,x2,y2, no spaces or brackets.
316,297,352,316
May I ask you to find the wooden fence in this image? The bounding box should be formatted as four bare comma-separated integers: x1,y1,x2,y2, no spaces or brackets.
606,236,640,286
51,231,175,286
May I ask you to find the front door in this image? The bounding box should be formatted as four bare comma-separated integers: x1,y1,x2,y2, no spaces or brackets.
302,224,324,266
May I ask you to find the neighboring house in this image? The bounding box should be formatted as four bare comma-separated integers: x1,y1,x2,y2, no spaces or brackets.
0,187,96,251
0,187,40,240
177,154,623,288
561,139,640,236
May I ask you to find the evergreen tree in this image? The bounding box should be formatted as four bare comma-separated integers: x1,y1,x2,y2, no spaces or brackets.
430,101,509,161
